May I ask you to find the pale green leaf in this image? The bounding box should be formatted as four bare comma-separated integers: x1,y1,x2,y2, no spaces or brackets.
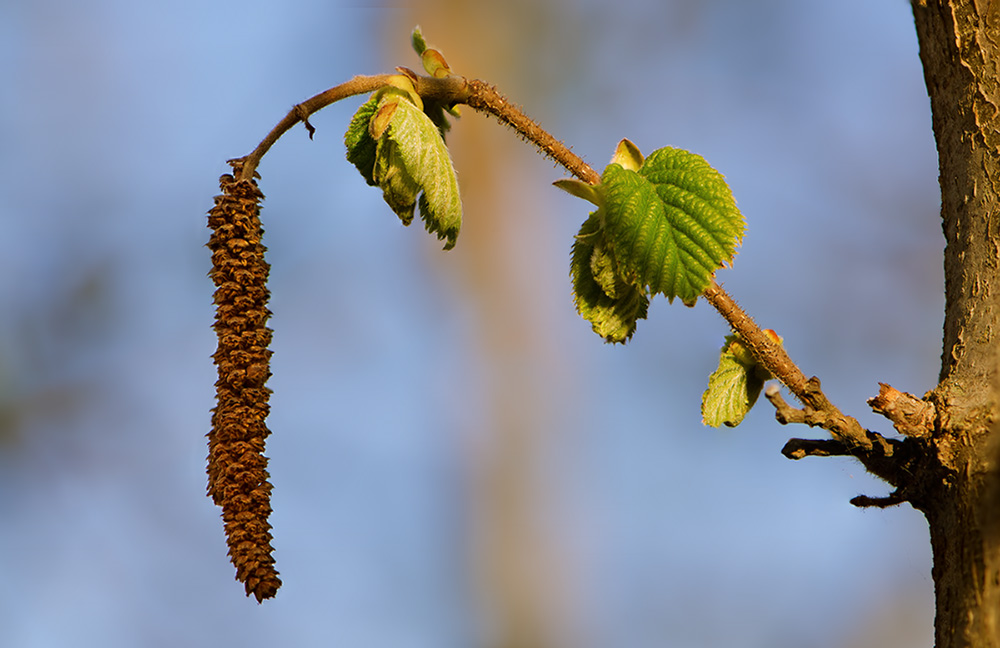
570,212,649,343
553,178,601,206
701,334,770,427
373,134,420,226
346,90,463,248
385,98,462,248
344,96,380,186
345,84,464,247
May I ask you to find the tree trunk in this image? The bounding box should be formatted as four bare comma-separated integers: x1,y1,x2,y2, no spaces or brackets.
912,1,1000,645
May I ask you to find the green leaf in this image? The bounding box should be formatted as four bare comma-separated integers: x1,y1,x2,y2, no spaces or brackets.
372,121,420,226
385,98,462,248
347,92,462,249
600,147,744,304
701,334,771,427
640,147,743,268
344,96,380,186
570,212,649,343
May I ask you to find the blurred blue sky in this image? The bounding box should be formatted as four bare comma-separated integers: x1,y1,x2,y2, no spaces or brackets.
0,1,939,647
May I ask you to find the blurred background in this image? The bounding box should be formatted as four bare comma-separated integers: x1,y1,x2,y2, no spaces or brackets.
0,1,941,646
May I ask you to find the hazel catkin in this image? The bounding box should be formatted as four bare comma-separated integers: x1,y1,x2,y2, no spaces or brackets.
206,159,281,602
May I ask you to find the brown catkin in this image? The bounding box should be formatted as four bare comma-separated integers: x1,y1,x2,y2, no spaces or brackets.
206,160,281,602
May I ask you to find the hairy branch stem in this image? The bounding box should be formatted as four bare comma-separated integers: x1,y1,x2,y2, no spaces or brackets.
463,80,601,185
231,68,887,460
454,74,881,455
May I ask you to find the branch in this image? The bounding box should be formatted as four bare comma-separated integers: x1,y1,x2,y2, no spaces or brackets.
454,75,892,458
463,79,601,185
227,69,894,462
704,283,875,450
453,73,926,505
766,383,911,491
234,72,593,186
781,437,850,459
867,382,936,438
236,72,472,181
849,492,906,509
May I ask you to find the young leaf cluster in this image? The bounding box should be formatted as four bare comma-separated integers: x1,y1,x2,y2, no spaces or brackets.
570,212,650,342
559,140,745,343
344,39,463,250
701,330,781,427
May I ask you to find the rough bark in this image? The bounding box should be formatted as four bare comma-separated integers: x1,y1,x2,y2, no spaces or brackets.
912,1,1000,645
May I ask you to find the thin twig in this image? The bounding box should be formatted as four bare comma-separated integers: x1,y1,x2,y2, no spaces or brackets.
867,383,936,438
229,69,883,457
237,75,391,181
781,438,850,459
704,283,809,396
457,75,881,454
237,73,471,181
850,492,906,508
705,284,874,450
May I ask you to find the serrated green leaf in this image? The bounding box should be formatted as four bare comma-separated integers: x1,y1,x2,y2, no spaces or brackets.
640,147,744,269
570,212,649,343
589,243,620,298
344,96,380,186
701,334,771,427
600,164,679,296
377,96,462,249
599,146,744,304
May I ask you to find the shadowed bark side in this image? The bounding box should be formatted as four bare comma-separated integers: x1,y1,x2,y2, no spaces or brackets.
912,2,1000,645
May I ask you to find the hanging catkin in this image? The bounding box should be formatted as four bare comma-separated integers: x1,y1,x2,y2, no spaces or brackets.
206,160,281,602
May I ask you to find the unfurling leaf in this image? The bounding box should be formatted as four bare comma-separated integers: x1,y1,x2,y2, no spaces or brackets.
344,85,463,249
701,333,776,427
570,213,649,343
344,96,379,186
